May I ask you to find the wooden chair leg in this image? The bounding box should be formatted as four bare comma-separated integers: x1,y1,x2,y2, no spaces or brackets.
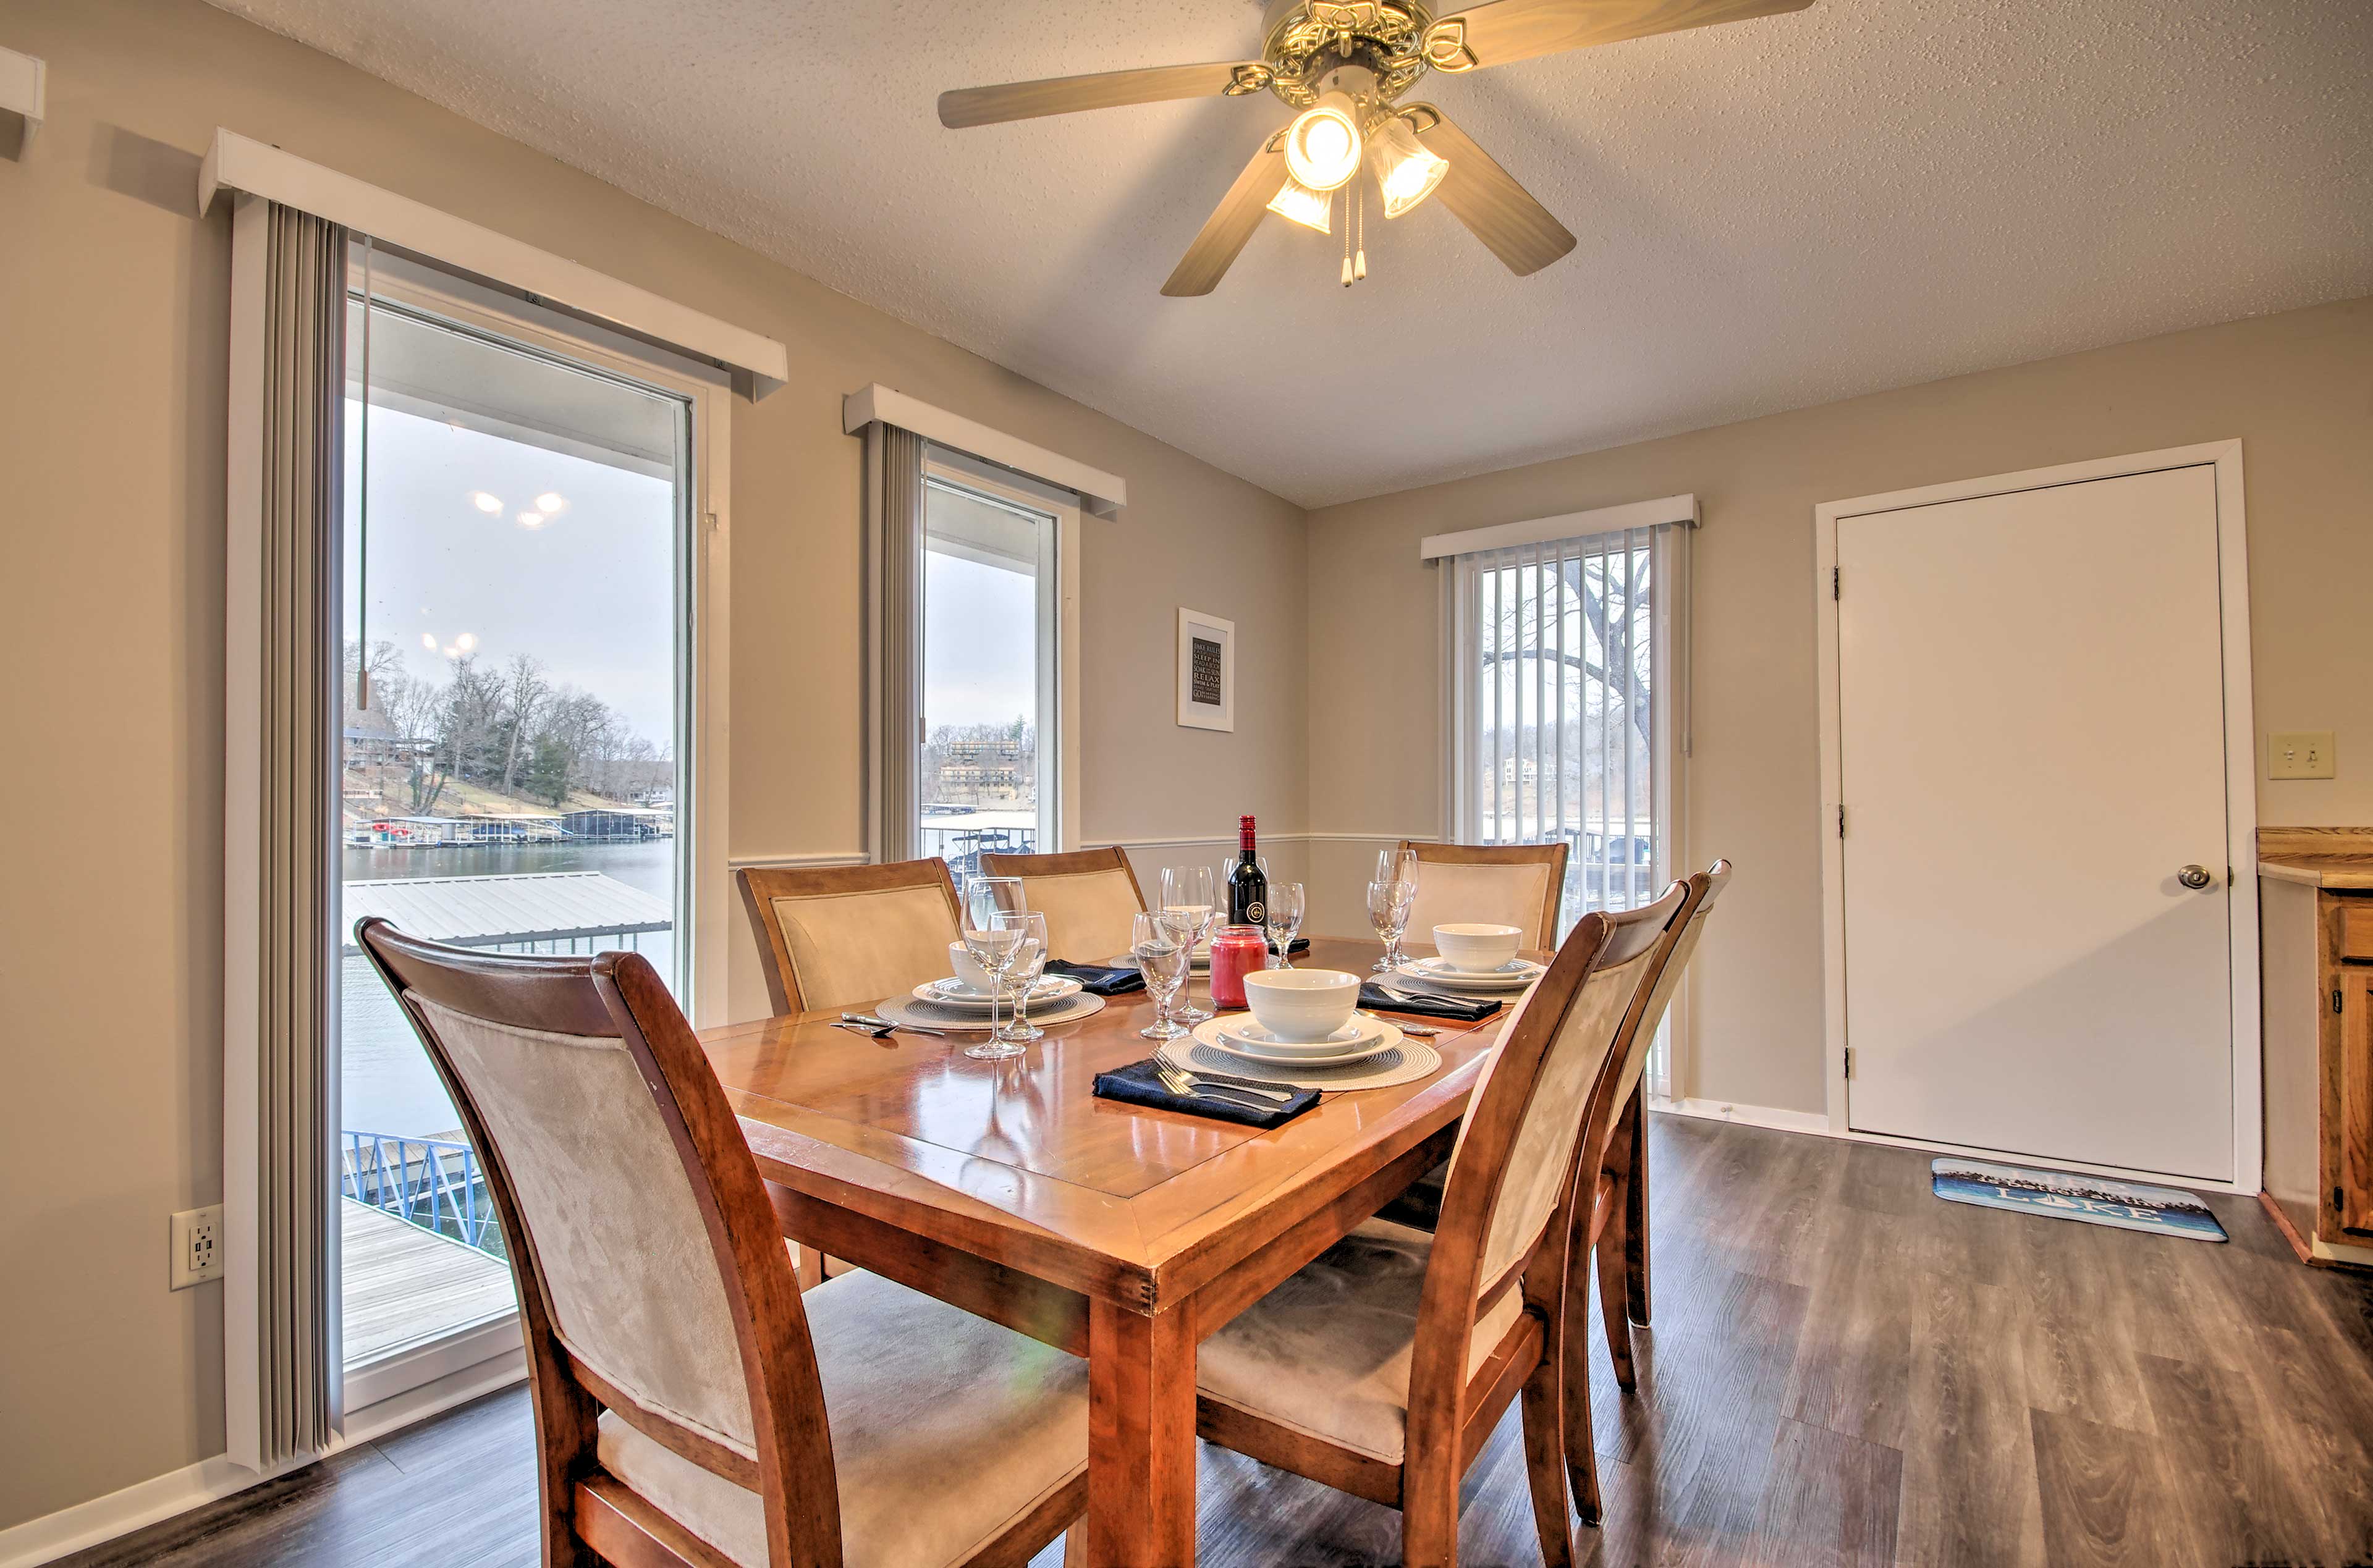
1400,1451,1461,1568
1062,1524,1085,1566
1560,1264,1604,1527
1623,1090,1651,1326
789,1242,826,1292
1595,1175,1636,1391
1519,1337,1578,1567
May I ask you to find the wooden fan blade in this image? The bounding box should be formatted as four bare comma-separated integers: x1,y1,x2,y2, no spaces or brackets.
939,61,1264,129
1410,107,1578,276
1426,0,1812,72
1162,130,1289,297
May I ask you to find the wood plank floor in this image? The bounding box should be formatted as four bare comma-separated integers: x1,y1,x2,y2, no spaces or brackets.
340,1200,515,1364
66,1116,2373,1567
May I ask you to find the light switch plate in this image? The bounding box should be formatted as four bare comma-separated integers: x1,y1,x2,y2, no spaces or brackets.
2268,731,2336,780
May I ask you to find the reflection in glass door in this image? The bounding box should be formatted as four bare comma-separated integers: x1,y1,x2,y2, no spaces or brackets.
336,276,692,1388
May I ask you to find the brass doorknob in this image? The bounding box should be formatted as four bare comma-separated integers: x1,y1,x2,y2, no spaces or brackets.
2178,864,2214,890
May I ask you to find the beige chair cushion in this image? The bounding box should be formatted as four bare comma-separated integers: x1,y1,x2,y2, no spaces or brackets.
769,884,961,1013
1406,860,1557,950
1195,1219,1524,1465
413,996,754,1455
598,1268,1089,1568
1015,869,1144,961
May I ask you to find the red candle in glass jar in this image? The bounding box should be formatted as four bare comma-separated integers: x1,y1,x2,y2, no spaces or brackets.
1207,924,1268,1010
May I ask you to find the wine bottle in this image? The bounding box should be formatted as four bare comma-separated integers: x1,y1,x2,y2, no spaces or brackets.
1227,814,1269,934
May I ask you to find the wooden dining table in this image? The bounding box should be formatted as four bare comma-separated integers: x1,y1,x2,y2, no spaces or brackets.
696,937,1516,1567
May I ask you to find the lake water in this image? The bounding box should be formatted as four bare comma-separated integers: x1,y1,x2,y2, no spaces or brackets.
341,840,676,1137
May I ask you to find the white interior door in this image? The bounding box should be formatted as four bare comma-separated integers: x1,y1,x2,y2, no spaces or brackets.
1837,463,2234,1181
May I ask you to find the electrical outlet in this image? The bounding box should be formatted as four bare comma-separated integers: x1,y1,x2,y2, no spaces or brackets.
171,1205,223,1289
2269,731,2336,780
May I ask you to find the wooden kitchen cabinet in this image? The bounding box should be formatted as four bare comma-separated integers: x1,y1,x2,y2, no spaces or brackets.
2260,827,2373,1267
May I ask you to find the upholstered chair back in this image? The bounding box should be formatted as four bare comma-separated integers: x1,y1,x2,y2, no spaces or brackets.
1442,881,1685,1295
978,848,1147,961
1600,861,1731,1119
1398,841,1571,951
740,859,966,1014
353,919,832,1538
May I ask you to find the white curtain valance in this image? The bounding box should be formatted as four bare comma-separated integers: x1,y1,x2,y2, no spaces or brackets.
198,129,789,397
842,384,1127,518
1420,494,1698,562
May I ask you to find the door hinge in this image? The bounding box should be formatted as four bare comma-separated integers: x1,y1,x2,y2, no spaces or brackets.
2336,988,2346,1016
1843,1047,1855,1079
1832,565,1840,600
1837,804,1846,838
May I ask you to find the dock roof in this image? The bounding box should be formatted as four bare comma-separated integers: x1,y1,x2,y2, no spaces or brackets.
343,872,670,953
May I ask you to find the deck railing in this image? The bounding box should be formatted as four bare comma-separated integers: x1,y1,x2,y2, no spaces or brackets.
342,1131,502,1254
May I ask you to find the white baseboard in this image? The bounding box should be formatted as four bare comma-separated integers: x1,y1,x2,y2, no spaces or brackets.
0,1448,314,1568
1654,1095,1835,1137
0,1344,527,1567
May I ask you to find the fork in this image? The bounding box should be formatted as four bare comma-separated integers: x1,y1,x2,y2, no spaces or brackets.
1156,1064,1293,1108
839,1013,949,1039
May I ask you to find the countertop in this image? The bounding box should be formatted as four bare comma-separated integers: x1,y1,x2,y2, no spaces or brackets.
2258,828,2373,888
2258,854,2373,889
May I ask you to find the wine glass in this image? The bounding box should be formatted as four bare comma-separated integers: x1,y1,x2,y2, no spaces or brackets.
1264,882,1306,968
1132,911,1193,1042
993,909,1049,1045
962,880,1026,1059
1160,866,1217,1023
1377,847,1419,890
1368,877,1416,974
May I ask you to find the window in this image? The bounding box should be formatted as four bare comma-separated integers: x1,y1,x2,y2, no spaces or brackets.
910,453,1077,887
1445,511,1690,1085
332,255,729,1406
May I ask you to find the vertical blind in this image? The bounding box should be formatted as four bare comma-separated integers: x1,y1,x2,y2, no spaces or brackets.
1453,525,1678,938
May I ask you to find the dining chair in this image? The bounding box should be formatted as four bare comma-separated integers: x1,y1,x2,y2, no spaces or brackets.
1191,882,1685,1568
1563,861,1731,1409
355,918,1089,1568
738,859,964,1016
977,846,1146,961
1397,840,1572,951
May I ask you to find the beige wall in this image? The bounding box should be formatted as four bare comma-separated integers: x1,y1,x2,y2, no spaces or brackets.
0,0,1306,1530
1305,294,2373,1119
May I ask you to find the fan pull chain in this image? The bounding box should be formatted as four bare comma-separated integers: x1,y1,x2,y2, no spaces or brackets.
1340,186,1353,287
1354,178,1367,282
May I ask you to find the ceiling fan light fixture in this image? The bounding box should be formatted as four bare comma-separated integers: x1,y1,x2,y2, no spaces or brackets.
1283,91,1363,192
1266,176,1333,234
1369,115,1449,218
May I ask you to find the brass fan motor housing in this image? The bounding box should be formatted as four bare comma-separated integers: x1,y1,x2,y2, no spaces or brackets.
1250,0,1444,108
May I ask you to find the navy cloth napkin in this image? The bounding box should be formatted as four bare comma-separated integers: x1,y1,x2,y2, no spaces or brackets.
1357,984,1502,1022
1091,1059,1319,1129
1044,959,1144,996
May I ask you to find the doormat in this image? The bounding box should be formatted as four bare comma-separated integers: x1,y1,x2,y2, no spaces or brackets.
1931,1158,2227,1242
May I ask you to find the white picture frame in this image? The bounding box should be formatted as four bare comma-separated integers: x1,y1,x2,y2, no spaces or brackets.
1177,608,1235,733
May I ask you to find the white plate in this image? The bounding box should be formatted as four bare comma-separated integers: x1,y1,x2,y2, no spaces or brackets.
915,976,1081,1009
1397,956,1545,991
1193,1014,1400,1067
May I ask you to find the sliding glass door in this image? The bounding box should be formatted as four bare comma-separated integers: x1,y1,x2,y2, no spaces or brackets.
334,265,696,1399
915,458,1062,890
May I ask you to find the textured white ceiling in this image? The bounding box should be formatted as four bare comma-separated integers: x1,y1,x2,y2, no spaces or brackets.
208,0,2373,507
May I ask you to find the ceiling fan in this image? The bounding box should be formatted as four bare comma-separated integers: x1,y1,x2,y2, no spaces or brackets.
939,0,1814,296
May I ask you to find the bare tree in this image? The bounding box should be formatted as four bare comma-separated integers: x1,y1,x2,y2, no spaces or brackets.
495,654,551,799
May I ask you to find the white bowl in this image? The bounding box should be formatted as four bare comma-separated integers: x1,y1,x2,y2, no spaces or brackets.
947,941,997,994
1241,967,1361,1043
1433,923,1523,974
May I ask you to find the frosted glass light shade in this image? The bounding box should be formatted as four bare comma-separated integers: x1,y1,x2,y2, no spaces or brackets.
1284,93,1363,192
1266,177,1332,233
1370,116,1449,218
